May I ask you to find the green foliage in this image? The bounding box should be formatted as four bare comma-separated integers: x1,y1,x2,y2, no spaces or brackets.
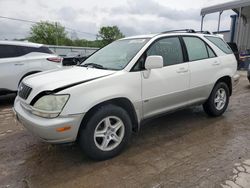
98,26,125,46
29,21,68,45
28,22,125,48
73,39,104,48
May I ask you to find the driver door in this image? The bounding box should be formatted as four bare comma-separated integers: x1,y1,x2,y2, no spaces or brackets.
141,37,190,118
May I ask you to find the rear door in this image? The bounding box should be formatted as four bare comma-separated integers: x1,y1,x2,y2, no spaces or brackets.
141,36,190,118
0,45,28,91
182,36,218,104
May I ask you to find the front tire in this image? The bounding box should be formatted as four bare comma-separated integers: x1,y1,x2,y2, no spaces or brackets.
203,82,230,117
79,104,132,160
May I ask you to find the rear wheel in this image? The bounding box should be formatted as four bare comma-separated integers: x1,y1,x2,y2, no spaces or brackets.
79,104,132,160
203,82,230,117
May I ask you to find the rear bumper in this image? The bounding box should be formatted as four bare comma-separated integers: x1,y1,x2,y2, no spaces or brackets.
14,98,84,144
232,74,240,88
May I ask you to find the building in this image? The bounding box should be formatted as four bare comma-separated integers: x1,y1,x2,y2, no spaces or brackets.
201,0,250,51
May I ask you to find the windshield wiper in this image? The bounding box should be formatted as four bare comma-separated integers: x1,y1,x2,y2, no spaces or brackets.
81,63,107,69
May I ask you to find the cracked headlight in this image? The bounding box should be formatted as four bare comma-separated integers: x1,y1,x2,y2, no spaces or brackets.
32,94,69,118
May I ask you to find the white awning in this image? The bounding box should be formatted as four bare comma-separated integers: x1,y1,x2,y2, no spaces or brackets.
201,0,250,17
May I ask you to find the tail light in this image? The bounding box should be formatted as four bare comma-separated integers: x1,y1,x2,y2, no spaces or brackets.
47,57,62,63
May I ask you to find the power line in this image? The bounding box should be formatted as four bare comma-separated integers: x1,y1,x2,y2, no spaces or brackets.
0,15,97,37
0,16,37,24
64,27,96,37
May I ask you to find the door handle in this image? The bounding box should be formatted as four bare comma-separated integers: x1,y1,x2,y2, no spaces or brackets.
176,67,188,73
14,63,24,66
212,61,220,66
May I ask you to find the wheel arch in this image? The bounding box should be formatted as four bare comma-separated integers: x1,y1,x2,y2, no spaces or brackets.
19,71,41,85
77,97,140,139
215,75,232,96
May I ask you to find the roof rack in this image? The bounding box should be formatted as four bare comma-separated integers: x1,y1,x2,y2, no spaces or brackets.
161,29,196,34
196,31,211,34
161,29,211,35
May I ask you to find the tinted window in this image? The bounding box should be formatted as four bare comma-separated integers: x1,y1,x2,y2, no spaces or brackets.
205,36,232,54
183,37,209,61
22,46,53,55
207,46,216,58
227,42,238,53
147,37,183,66
0,45,22,58
35,46,53,54
0,45,53,59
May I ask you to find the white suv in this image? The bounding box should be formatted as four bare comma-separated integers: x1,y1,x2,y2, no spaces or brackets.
0,41,62,95
14,30,239,160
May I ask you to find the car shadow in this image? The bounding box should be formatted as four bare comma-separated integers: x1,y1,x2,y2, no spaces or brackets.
0,94,16,107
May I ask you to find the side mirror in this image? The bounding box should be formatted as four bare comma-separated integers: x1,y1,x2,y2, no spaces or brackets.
145,56,163,70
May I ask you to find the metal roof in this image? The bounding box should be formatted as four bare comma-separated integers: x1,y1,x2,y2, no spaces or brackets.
201,0,250,16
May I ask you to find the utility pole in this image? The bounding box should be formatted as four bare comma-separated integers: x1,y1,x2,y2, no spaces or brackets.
55,22,58,45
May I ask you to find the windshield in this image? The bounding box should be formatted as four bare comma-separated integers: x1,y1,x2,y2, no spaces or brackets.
81,38,149,70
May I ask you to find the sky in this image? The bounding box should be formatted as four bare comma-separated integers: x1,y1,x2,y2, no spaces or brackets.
0,0,235,40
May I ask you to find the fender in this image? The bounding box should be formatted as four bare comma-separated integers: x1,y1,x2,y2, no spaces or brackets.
19,71,41,86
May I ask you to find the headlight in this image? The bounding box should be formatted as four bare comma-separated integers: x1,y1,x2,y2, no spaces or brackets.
32,94,69,118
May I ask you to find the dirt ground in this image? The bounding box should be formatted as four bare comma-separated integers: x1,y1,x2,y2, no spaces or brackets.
0,71,250,188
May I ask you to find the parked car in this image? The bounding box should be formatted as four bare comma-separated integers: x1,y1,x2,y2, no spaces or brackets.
248,64,250,83
240,49,250,61
0,41,62,95
227,42,240,67
62,52,89,66
14,30,239,160
239,49,250,70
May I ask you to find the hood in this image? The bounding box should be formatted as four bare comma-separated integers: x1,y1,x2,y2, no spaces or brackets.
23,66,115,93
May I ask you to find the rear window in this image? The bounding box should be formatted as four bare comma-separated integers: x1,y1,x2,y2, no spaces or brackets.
205,36,232,54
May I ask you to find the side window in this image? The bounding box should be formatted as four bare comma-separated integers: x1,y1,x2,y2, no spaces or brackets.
22,46,54,55
146,37,184,66
0,45,22,58
38,46,54,54
205,36,232,54
22,47,33,55
207,46,216,58
17,46,29,56
132,54,146,71
183,37,209,61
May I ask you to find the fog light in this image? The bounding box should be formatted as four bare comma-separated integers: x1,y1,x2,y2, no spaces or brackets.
56,126,71,132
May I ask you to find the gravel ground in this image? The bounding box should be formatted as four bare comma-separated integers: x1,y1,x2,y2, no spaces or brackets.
0,71,250,188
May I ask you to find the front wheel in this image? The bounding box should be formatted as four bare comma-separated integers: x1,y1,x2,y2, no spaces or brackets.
203,82,230,117
79,104,132,160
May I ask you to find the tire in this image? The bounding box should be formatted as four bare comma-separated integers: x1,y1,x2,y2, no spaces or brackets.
79,104,132,160
203,82,230,117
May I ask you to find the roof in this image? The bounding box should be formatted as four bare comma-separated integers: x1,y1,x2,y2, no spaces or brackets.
122,32,217,40
122,34,157,40
201,0,250,17
0,40,43,47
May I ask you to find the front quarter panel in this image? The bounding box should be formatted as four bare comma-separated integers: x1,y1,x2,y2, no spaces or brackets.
59,71,142,120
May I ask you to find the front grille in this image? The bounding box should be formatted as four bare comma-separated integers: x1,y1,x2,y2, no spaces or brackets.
18,83,32,100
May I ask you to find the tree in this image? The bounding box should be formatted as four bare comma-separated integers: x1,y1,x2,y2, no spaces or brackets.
29,21,68,45
98,26,125,46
